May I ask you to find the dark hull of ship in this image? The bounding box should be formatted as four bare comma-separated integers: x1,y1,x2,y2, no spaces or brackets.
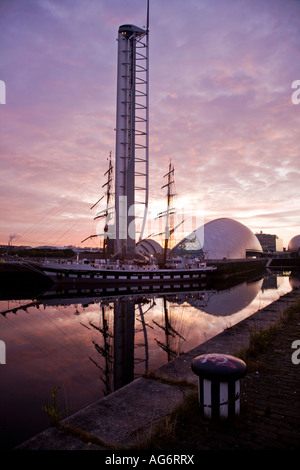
0,260,54,298
39,265,214,288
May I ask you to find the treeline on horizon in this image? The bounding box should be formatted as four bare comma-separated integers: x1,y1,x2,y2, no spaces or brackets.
1,247,78,258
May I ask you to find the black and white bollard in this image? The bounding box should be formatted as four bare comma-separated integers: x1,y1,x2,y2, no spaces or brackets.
191,353,247,421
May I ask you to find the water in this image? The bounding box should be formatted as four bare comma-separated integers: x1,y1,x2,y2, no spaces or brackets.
0,272,296,449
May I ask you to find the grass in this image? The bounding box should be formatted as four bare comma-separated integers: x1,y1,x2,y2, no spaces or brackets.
135,391,200,450
42,386,67,426
236,298,300,370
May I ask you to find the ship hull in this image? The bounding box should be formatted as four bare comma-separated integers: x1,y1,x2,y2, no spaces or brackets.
0,260,54,298
37,263,215,287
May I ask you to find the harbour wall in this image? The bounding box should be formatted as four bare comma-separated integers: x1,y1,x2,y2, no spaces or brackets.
207,258,267,278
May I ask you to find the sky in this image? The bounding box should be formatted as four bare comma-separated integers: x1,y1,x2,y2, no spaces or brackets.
0,0,300,249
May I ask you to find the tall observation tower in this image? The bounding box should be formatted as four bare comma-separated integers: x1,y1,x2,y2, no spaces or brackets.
114,16,149,257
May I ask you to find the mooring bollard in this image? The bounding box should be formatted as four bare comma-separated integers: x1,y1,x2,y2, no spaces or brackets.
191,353,247,421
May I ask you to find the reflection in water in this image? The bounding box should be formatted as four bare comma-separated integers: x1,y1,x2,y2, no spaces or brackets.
153,297,185,361
88,305,114,395
114,299,135,391
176,278,263,316
0,272,294,449
289,272,300,289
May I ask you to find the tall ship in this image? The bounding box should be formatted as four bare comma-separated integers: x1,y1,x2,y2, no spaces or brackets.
29,156,216,288
25,9,217,288
1,6,272,292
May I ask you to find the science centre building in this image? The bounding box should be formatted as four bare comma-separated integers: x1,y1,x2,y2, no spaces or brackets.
170,217,263,260
288,235,300,258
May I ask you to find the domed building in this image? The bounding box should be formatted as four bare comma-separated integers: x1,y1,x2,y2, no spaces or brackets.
136,238,163,257
288,235,300,258
170,217,262,260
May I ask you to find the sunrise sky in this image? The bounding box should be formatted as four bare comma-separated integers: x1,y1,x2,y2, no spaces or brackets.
1,0,300,249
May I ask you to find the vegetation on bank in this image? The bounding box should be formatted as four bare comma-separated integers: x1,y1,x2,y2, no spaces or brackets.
0,247,105,259
42,386,67,427
237,297,300,369
1,247,75,259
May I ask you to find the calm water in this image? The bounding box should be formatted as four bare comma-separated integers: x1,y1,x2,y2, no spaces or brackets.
0,272,296,449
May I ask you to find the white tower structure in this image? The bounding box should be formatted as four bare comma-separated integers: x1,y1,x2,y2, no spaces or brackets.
114,18,149,257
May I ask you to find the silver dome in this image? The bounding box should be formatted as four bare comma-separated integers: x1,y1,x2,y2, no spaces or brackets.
171,217,262,260
288,235,300,257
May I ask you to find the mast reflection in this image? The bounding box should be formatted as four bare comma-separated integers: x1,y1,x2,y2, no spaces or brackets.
1,271,292,396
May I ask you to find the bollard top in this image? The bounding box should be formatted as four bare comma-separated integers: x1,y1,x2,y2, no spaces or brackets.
191,353,247,381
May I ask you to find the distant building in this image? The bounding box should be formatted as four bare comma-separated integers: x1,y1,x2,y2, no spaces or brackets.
255,232,283,252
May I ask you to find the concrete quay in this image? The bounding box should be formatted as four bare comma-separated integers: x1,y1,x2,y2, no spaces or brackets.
16,288,300,451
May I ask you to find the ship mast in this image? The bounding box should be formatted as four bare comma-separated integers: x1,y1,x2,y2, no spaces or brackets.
95,153,114,259
81,152,114,258
156,160,176,267
162,161,175,266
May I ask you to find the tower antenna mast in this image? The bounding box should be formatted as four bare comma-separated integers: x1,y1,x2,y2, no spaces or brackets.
139,0,150,243
114,3,150,257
